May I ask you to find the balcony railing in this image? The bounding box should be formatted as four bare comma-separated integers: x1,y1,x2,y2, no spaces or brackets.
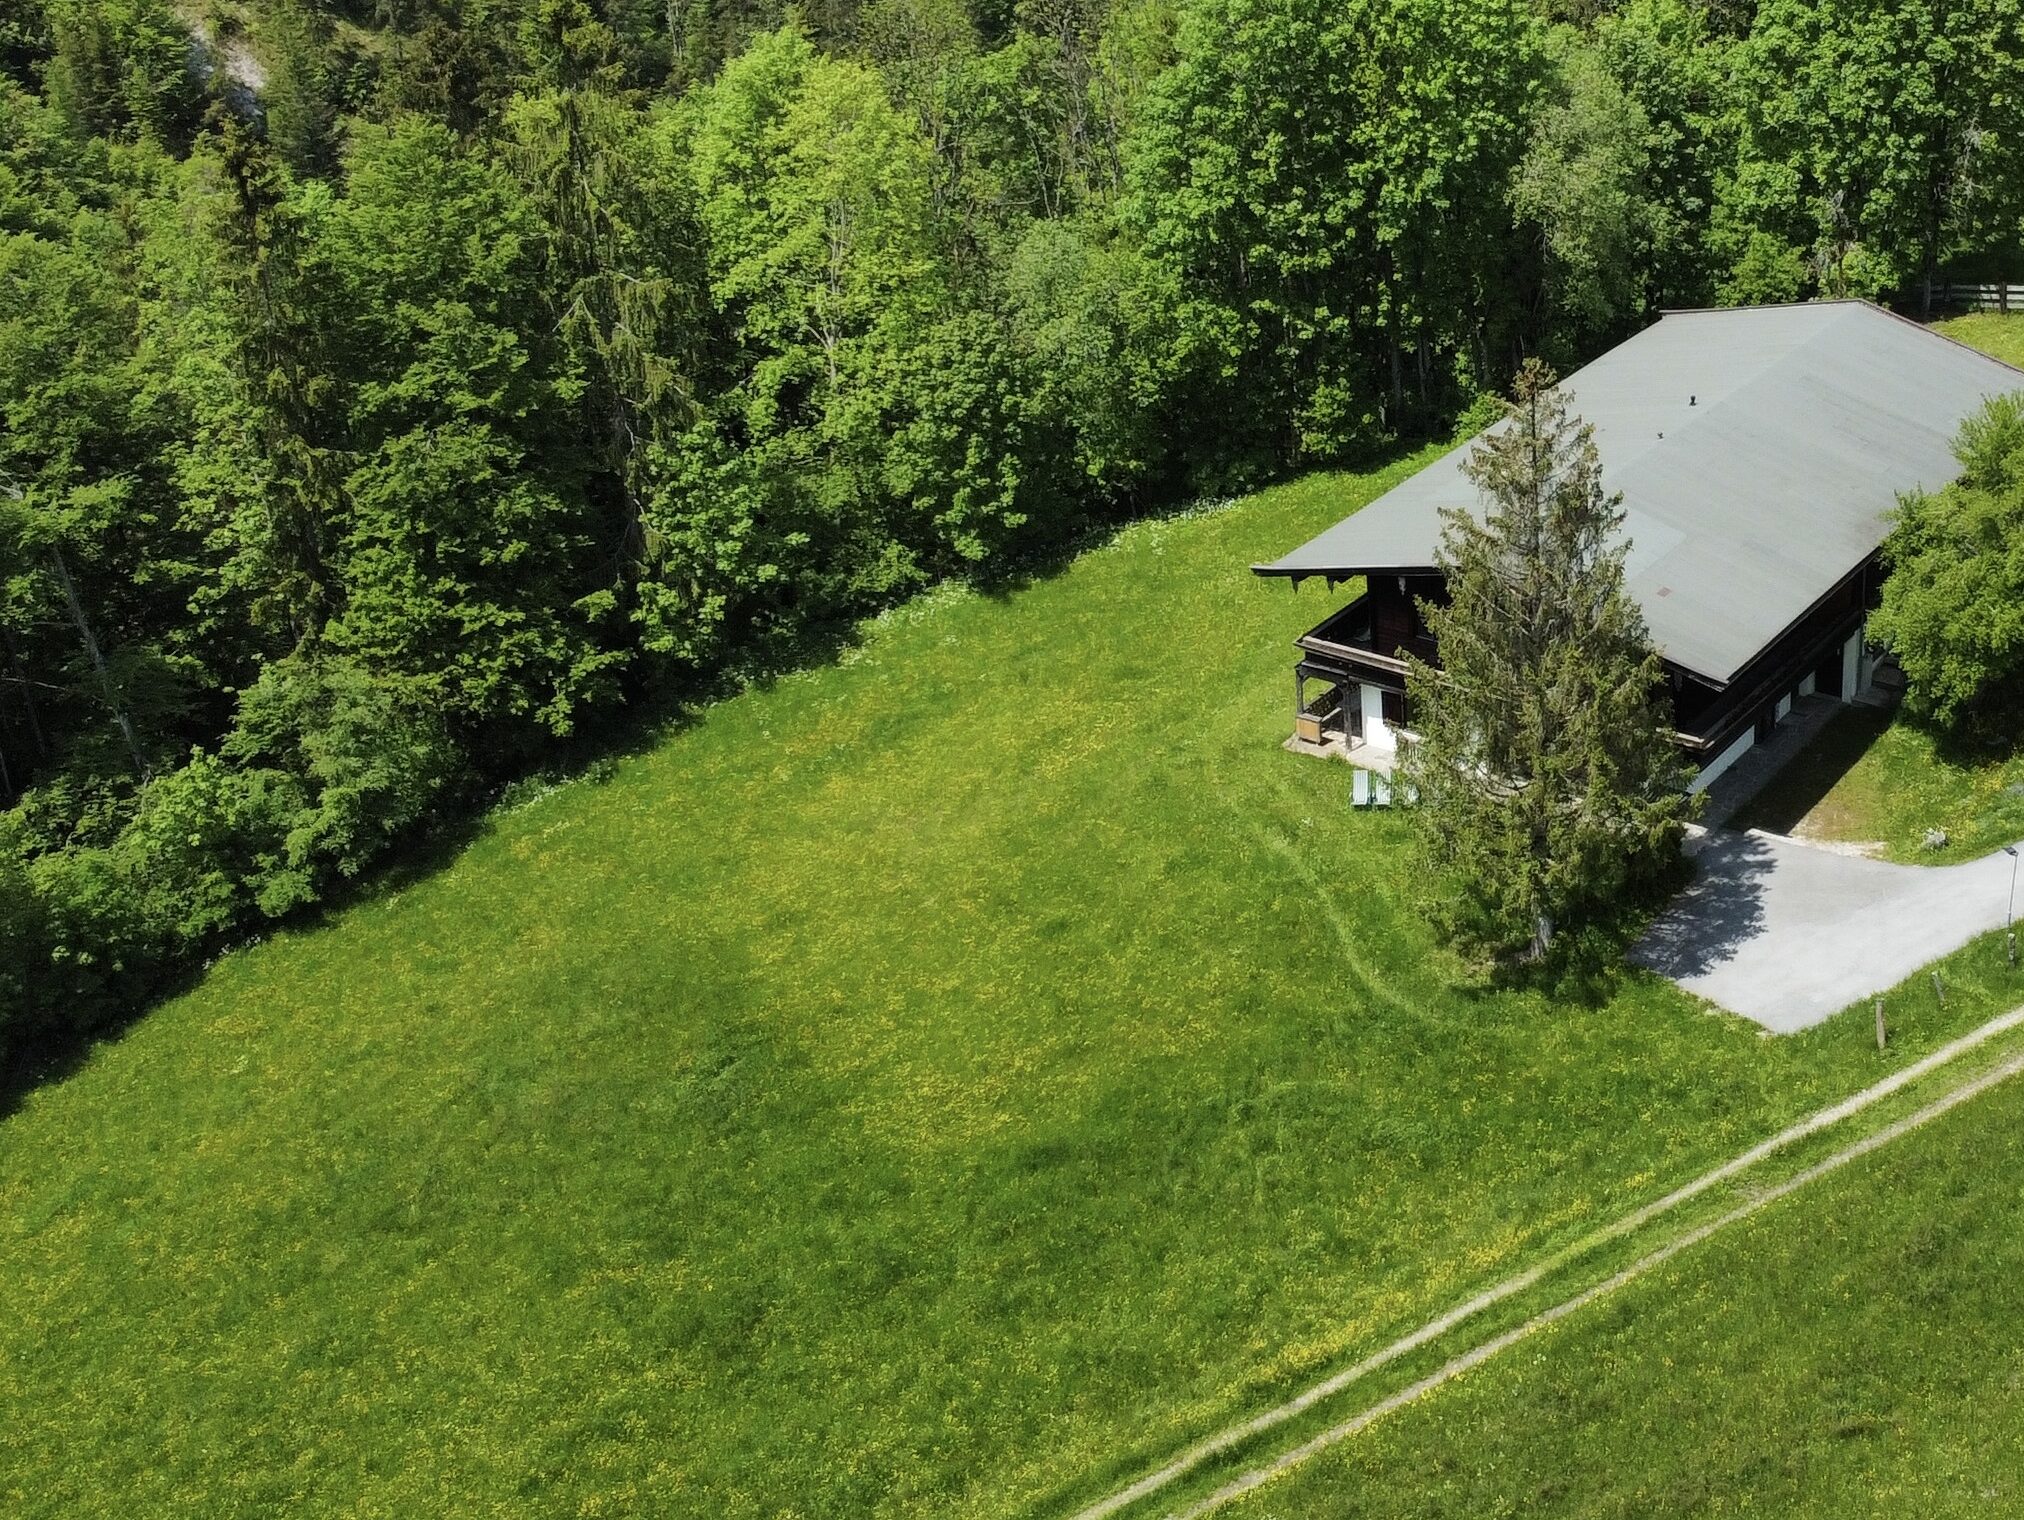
1295,593,1437,676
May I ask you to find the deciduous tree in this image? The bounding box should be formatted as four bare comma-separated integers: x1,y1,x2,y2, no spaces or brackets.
1510,27,1653,351
1871,392,2024,734
1125,0,1541,469
1728,0,2024,312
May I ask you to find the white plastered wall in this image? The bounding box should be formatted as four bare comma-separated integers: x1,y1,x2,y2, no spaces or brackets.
1689,725,1756,794
1358,683,1396,750
1840,630,1863,701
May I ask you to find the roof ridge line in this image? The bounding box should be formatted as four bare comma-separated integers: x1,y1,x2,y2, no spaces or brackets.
1653,299,2024,382
1864,300,2024,380
1657,298,1870,316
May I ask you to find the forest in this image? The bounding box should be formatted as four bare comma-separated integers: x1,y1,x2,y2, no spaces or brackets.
2,0,2022,1054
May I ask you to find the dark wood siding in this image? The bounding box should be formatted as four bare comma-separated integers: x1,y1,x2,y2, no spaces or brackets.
1670,554,1881,760
1370,577,1415,655
1292,553,1884,768
1365,574,1444,663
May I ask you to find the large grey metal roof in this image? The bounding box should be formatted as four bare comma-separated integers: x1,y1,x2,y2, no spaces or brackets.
1256,302,2024,683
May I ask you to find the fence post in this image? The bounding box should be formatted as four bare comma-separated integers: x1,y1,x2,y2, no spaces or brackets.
1932,970,1946,1006
1875,996,1886,1051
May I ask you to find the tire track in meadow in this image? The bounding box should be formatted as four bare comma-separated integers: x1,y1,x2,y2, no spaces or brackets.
1071,1001,2024,1520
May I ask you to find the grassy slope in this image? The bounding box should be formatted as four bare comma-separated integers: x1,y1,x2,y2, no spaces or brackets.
1728,314,2024,861
0,454,2005,1520
1232,1060,2024,1520
1935,311,2024,368
1730,704,2024,860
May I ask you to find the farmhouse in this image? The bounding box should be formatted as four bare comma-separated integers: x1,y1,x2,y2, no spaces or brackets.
1256,301,2024,792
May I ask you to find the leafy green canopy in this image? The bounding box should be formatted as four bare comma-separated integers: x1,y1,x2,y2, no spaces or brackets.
1124,0,1543,469
1403,361,1694,969
0,8,1174,1049
1725,0,2024,308
6,0,2024,1051
1871,391,2024,735
1511,26,1655,351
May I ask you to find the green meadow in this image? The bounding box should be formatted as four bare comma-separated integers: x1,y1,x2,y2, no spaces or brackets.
1,445,2017,1519
1936,311,2024,370
1230,1049,2024,1520
1732,701,2024,860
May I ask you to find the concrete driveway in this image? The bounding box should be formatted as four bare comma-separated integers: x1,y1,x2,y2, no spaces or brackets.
1633,830,2020,1033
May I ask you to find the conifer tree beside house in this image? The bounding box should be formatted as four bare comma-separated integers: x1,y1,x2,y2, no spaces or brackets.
1402,361,1695,968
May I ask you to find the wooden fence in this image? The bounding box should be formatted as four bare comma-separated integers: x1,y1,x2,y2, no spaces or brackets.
1936,282,2024,312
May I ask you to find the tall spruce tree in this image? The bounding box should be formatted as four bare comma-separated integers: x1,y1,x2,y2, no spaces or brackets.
504,1,704,610
1401,359,1693,968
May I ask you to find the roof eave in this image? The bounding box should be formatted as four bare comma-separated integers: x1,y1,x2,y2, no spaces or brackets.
1254,562,1743,686
1251,561,1441,581
1662,655,1733,690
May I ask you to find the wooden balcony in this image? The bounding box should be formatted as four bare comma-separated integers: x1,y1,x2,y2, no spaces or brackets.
1294,593,1437,680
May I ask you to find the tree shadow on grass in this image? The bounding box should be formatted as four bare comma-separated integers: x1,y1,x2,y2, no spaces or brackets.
1926,692,2024,772
962,436,1428,607
1431,835,1780,1014
0,801,504,1123
1728,706,1890,837
0,437,1443,1120
1430,848,1710,1013
0,611,892,1121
